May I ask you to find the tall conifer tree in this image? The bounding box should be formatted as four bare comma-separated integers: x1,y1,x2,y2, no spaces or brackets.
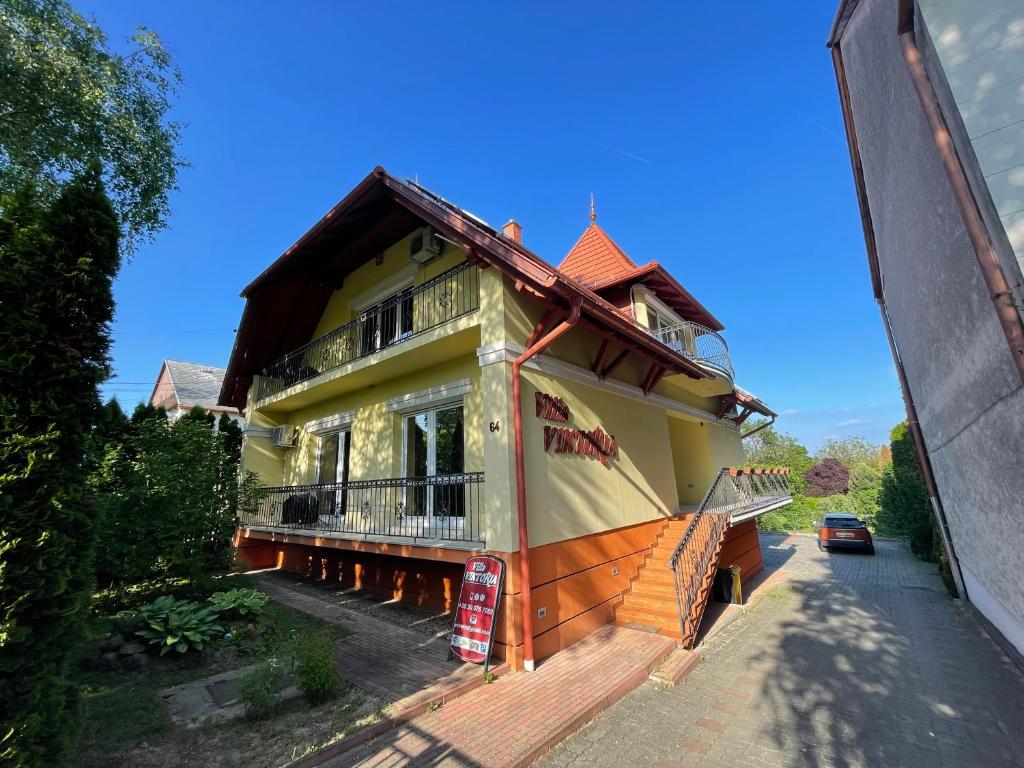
0,166,120,766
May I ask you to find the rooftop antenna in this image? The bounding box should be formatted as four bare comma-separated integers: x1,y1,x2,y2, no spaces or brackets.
589,192,596,223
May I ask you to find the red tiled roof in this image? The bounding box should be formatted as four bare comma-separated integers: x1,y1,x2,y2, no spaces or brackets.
558,224,724,331
558,224,638,287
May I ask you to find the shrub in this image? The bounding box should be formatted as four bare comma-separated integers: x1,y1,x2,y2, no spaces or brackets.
208,588,268,617
91,410,240,589
295,633,342,704
803,458,850,497
133,595,224,655
240,660,287,720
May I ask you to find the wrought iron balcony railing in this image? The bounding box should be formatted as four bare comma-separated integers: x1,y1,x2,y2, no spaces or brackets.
648,320,734,380
239,472,485,544
253,262,480,403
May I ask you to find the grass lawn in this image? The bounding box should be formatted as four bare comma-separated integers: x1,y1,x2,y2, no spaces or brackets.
72,579,383,768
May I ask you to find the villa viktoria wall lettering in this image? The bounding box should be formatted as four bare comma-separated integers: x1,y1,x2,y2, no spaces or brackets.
535,390,618,465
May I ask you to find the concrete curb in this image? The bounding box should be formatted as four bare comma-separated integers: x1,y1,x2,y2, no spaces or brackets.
650,648,701,686
282,662,511,768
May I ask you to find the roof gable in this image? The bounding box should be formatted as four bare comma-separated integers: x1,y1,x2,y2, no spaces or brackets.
219,168,721,409
558,224,638,287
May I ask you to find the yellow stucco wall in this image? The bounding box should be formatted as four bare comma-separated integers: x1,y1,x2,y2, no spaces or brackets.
666,417,714,506
240,385,285,486
517,368,682,548
312,231,467,339
279,358,482,485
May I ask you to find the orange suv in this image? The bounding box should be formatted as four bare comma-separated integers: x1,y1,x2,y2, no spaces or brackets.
817,513,874,555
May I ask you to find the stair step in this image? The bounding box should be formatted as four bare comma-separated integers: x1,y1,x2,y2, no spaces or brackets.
615,605,679,625
632,582,678,599
631,570,676,588
613,618,683,640
621,594,675,612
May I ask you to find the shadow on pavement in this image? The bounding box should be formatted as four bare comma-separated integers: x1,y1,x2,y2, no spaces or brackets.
754,542,1024,768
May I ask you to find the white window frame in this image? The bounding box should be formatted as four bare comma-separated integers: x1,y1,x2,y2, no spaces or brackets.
400,400,465,523
387,379,471,415
347,264,418,312
315,428,351,485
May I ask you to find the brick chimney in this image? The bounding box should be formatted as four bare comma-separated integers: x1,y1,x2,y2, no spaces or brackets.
502,219,522,243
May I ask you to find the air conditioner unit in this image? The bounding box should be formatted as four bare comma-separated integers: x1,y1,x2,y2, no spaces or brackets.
270,425,297,448
410,226,443,264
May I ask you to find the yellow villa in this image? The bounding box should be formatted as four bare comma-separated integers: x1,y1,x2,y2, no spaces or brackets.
219,168,791,670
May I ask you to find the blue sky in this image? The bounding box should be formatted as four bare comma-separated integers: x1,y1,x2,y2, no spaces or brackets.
81,1,903,452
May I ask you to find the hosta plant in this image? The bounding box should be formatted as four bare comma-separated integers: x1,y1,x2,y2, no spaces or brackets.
134,595,224,655
207,587,269,617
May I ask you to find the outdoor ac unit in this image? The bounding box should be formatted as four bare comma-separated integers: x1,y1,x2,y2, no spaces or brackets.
410,226,443,264
270,425,297,448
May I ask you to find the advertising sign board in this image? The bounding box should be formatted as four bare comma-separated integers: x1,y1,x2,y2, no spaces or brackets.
449,555,505,671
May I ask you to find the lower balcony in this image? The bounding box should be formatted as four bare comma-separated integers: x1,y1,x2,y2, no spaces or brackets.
240,473,485,547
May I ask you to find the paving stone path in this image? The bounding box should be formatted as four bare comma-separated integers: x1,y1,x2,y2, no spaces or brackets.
538,534,1024,768
322,624,675,768
258,572,480,711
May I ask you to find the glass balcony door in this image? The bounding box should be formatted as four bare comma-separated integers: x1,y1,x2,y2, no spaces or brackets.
358,287,414,357
403,404,465,524
316,429,351,519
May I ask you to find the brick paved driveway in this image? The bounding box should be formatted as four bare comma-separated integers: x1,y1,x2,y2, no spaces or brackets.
539,534,1024,768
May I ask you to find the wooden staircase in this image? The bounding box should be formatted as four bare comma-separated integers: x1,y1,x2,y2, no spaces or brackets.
613,467,793,648
613,513,727,644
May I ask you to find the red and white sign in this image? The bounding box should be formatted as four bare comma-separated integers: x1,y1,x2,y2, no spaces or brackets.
449,555,505,666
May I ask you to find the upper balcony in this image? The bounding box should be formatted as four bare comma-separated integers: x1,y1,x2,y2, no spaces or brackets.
647,320,734,381
252,262,480,406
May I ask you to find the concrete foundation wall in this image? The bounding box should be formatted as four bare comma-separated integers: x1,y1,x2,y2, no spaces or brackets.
840,0,1024,653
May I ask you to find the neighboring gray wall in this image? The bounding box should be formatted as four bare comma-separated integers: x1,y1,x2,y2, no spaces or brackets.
919,0,1024,273
916,5,1024,306
840,0,1024,653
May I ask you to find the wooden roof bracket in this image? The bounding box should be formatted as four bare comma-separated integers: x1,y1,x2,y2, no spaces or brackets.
525,307,558,348
740,414,775,440
600,349,629,379
733,406,754,426
642,365,666,395
590,338,610,375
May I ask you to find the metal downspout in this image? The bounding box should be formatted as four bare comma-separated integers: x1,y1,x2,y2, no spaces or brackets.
898,0,1024,384
512,299,582,671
